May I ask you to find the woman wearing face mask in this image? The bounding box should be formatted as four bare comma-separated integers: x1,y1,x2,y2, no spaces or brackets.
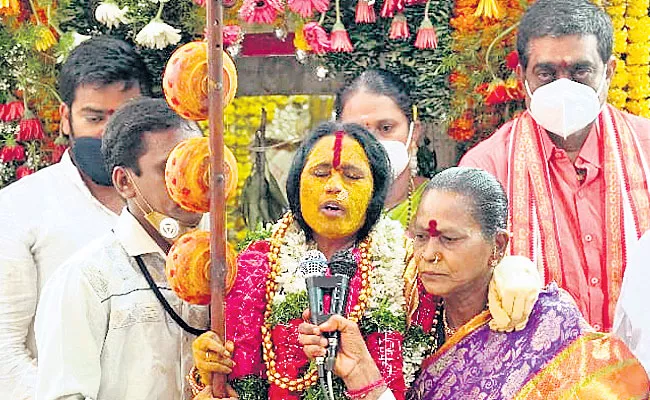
336,69,428,228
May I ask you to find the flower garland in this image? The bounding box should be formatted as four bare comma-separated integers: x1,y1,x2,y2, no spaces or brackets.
604,0,650,118
232,212,431,398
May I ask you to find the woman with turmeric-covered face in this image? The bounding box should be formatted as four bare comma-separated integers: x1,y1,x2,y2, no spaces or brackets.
189,122,400,399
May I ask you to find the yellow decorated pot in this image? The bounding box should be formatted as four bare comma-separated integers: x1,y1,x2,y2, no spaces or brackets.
165,137,239,213
165,230,238,305
163,41,238,121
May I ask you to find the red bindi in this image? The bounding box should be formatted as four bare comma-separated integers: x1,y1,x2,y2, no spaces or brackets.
428,220,441,237
332,130,344,169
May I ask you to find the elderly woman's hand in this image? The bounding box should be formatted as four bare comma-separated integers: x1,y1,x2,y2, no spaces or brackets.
192,331,236,387
298,310,386,395
488,255,542,332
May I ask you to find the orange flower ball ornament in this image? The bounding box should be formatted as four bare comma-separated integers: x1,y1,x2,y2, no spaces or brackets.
165,230,238,305
163,41,238,121
165,137,239,213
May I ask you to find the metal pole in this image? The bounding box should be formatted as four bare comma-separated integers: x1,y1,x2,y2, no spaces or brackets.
206,0,227,396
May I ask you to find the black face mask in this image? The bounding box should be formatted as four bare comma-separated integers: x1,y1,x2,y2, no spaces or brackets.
71,137,113,186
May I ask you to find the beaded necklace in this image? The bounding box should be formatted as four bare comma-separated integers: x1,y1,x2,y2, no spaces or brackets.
261,212,374,392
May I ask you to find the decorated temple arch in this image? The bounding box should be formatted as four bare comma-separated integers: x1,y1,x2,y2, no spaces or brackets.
1,0,647,241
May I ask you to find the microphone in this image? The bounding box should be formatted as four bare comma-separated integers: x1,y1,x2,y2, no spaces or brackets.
299,249,328,324
298,250,329,392
325,249,357,373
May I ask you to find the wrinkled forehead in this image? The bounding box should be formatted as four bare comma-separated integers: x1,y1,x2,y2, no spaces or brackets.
413,189,479,231
304,134,371,172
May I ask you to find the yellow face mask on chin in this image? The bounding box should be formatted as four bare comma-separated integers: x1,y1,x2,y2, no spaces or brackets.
299,133,374,240
127,171,197,243
142,210,197,242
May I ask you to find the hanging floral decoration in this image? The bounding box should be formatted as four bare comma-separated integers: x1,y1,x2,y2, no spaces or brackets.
0,0,68,187
444,0,527,148
0,0,203,189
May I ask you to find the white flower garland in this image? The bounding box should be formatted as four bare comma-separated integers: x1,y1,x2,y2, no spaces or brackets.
270,215,407,311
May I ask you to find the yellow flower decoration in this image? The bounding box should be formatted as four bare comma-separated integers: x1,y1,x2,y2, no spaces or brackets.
628,85,650,101
474,0,500,19
611,16,625,30
626,99,650,116
605,4,626,17
626,17,650,43
613,29,628,54
34,25,57,52
628,65,650,77
611,67,629,89
293,22,311,52
628,72,650,89
627,0,649,17
626,43,650,65
608,88,628,109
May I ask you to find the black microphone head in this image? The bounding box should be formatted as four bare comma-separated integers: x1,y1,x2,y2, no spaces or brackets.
329,249,357,278
299,249,328,278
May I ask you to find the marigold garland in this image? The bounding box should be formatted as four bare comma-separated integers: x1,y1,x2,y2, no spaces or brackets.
606,0,650,117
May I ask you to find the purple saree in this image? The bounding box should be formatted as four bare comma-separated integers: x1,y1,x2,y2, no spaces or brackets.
408,284,649,400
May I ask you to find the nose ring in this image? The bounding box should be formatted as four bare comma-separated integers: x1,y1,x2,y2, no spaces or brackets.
432,252,442,264
336,189,349,202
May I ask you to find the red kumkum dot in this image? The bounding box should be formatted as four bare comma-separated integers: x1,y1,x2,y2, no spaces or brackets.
428,219,441,237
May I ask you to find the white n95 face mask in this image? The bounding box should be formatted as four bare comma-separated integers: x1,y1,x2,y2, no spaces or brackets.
526,69,607,139
379,121,414,180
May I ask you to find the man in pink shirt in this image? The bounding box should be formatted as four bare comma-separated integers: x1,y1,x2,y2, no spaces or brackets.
460,0,650,332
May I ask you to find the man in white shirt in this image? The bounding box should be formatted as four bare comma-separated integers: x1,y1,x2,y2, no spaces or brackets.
35,97,208,400
0,37,151,399
614,230,650,374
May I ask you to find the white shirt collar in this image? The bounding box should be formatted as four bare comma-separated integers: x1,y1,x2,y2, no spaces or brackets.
114,207,167,259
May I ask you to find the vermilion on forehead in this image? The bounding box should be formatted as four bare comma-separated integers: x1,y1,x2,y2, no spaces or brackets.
332,130,344,169
428,219,441,237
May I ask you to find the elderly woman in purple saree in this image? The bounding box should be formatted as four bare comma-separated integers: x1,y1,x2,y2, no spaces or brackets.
299,167,648,400
410,281,648,399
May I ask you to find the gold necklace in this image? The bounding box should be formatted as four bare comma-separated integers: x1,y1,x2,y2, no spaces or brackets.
261,212,374,392
442,307,457,338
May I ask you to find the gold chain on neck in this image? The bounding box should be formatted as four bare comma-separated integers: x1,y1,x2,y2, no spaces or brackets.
442,306,457,338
